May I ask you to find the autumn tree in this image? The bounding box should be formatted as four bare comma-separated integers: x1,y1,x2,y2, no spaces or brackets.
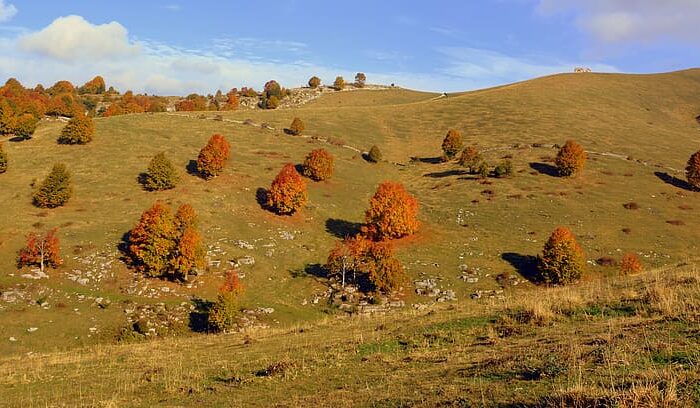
333,76,345,90
208,269,244,332
555,140,586,177
538,226,586,285
33,163,72,208
78,76,106,94
364,181,419,240
441,129,463,161
354,72,367,88
13,113,40,139
0,142,7,173
493,160,514,178
260,80,283,109
266,163,308,215
127,202,203,280
222,90,239,110
17,229,62,273
58,113,94,144
458,146,483,173
620,253,642,275
367,145,382,163
288,117,305,135
302,148,334,181
143,152,179,191
326,236,405,293
308,76,321,88
196,134,230,178
685,150,700,189
48,80,75,96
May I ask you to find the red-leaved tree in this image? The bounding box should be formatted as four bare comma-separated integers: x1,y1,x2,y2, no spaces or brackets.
302,148,334,181
197,134,230,178
266,163,308,215
363,181,419,240
17,229,62,273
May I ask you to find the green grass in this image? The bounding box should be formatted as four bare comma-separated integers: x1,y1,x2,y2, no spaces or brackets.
1,69,700,405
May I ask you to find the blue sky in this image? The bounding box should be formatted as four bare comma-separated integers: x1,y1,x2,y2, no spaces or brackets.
0,0,698,94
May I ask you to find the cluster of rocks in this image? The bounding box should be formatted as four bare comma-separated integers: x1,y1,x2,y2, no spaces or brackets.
124,301,193,337
470,289,506,300
458,264,480,284
122,277,194,299
67,247,118,287
414,278,457,302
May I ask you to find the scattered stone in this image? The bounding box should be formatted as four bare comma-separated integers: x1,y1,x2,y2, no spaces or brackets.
8,337,16,342
27,327,38,333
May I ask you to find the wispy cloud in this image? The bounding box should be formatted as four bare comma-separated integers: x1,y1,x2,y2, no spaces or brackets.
163,4,181,12
537,0,700,44
0,0,17,22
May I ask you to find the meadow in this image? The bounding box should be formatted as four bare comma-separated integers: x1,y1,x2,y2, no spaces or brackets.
1,69,700,406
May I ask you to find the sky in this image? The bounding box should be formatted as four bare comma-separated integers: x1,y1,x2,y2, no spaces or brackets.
0,0,698,95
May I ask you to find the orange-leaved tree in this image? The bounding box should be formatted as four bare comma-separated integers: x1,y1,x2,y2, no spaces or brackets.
620,253,642,275
308,76,321,88
538,226,586,284
266,163,308,215
441,129,463,161
326,235,405,293
208,269,244,332
288,117,305,135
685,150,700,190
197,134,230,178
127,202,203,280
17,228,62,273
302,148,334,181
363,181,419,240
555,140,586,177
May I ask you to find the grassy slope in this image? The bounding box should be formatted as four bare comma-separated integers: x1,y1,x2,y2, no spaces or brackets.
0,71,700,405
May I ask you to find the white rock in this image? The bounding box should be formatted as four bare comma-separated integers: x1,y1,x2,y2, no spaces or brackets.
27,327,38,333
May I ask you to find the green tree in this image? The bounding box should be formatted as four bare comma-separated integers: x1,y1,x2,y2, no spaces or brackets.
538,227,586,284
33,163,73,208
143,152,179,191
58,114,94,144
685,150,700,189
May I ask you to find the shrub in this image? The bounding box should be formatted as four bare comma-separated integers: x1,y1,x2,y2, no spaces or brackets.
459,146,482,173
354,72,367,88
620,253,642,275
308,76,321,88
494,160,514,178
367,145,382,163
326,236,405,294
266,163,308,215
144,152,179,191
289,117,305,135
260,95,279,109
685,150,700,189
0,142,7,173
364,181,419,240
58,114,94,144
208,269,244,333
441,129,463,161
197,134,230,178
17,228,62,272
263,80,282,98
477,162,490,179
333,76,345,90
302,148,334,181
127,202,203,280
33,163,72,208
555,140,586,177
538,227,586,285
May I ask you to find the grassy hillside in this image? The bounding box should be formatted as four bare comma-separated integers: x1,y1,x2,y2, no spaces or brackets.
2,265,698,406
0,69,700,405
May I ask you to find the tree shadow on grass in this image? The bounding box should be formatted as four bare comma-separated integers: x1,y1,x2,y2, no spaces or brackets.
8,136,27,142
186,160,201,177
255,187,269,210
423,169,468,178
501,252,543,284
529,162,559,177
325,218,363,239
189,297,213,333
654,171,695,192
289,263,327,279
410,156,444,164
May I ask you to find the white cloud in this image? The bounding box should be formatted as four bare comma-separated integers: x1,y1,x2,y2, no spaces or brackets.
19,15,141,60
435,47,617,88
0,15,618,95
164,4,181,12
0,0,17,22
537,0,700,44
